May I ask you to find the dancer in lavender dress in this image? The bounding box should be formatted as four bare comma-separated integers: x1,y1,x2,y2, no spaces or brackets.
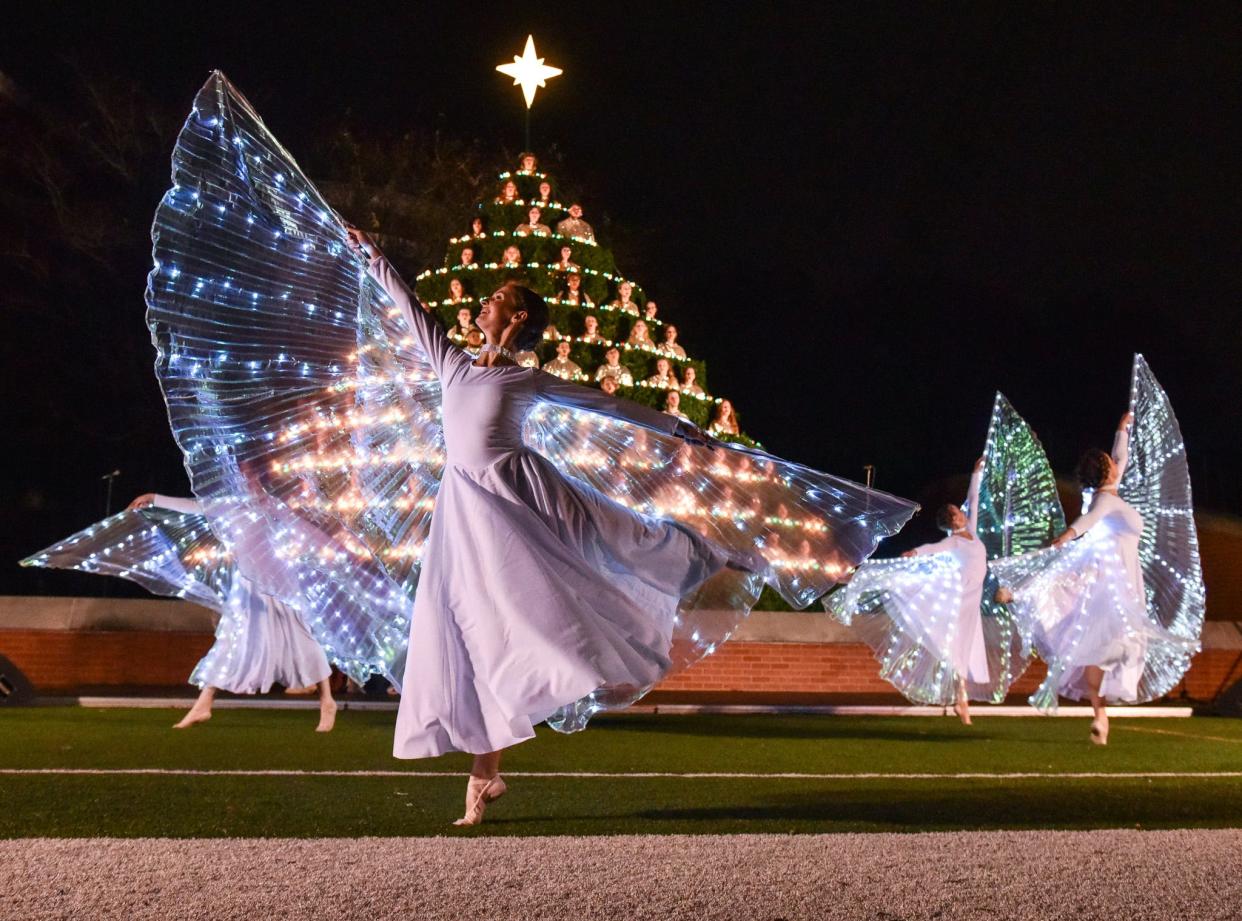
350,227,753,822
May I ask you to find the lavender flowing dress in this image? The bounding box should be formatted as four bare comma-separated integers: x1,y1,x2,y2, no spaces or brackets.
368,257,742,755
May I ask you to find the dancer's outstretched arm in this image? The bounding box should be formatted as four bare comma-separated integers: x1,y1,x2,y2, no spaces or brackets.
346,228,466,379
1112,412,1133,478
535,372,715,444
128,494,202,515
966,457,984,534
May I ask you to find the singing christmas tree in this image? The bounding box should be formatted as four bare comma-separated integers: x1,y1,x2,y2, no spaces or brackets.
409,36,750,443
408,153,748,442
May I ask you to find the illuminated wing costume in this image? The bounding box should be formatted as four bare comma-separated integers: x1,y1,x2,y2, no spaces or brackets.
21,502,330,692
991,355,1203,710
27,72,916,752
827,394,1063,704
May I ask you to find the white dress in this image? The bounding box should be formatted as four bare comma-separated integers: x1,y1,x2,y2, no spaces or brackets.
827,469,990,704
370,257,736,758
155,495,331,694
907,469,990,686
995,431,1175,703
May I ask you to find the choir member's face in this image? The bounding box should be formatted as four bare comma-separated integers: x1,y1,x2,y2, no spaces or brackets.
568,274,580,289
606,348,620,365
656,359,670,375
460,248,474,265
539,182,551,199
471,218,484,234
683,367,696,383
457,308,472,327
634,321,647,337
450,279,463,297
528,207,541,223
601,376,619,395
666,391,680,410
619,282,632,298
557,341,571,359
503,181,517,198
569,204,583,218
645,301,657,318
504,246,521,263
665,325,677,342
585,316,598,332
521,156,535,171
561,246,573,262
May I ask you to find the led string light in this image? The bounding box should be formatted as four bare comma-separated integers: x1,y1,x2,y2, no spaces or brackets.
28,73,919,701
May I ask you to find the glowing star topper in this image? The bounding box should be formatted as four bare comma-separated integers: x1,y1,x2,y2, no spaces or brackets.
496,35,563,109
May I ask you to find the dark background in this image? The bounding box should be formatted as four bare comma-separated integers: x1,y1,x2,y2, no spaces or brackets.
3,2,1240,596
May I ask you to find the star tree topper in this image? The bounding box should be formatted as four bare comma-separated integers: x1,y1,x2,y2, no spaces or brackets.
496,35,563,109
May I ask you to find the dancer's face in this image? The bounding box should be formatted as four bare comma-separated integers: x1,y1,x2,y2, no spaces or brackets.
946,505,967,531
477,284,527,344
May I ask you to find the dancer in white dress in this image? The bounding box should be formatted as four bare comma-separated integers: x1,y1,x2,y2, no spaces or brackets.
997,415,1144,743
901,458,990,723
830,461,990,724
24,494,337,731
130,493,335,730
994,363,1204,745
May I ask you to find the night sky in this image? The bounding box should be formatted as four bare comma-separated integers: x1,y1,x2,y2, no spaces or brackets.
3,3,1240,595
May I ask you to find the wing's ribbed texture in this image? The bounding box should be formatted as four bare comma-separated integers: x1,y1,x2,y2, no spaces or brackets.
145,72,443,681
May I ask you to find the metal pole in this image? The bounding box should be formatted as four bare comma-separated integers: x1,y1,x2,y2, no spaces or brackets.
524,108,531,152
102,469,121,517
863,465,875,489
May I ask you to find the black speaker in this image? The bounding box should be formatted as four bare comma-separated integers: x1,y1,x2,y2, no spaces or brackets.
0,653,35,706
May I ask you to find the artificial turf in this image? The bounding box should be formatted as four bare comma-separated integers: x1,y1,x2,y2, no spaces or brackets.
1,707,1240,837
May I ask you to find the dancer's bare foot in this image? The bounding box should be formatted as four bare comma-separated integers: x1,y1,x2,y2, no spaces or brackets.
453,775,507,826
955,680,972,726
315,699,338,733
173,708,211,729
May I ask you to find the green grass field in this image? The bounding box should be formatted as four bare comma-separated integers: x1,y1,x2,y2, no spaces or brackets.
2,707,1240,837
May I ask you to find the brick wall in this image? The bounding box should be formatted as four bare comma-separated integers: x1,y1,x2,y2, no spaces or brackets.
4,628,1239,703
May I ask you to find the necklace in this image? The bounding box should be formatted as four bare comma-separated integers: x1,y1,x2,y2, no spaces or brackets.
479,343,516,361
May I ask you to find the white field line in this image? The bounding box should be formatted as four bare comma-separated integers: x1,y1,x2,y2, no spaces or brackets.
2,768,1240,780
64,697,1196,718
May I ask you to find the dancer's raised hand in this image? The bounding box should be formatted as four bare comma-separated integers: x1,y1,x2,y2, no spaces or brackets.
127,493,156,511
344,224,377,260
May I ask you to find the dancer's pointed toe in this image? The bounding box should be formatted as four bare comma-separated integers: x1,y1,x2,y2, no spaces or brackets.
452,774,507,826
173,709,211,730
315,700,338,732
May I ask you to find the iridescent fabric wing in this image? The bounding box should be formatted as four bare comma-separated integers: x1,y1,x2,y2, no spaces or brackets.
1121,354,1206,697
974,393,1066,559
21,509,234,613
972,393,1065,699
146,71,443,681
524,402,918,724
825,554,965,705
